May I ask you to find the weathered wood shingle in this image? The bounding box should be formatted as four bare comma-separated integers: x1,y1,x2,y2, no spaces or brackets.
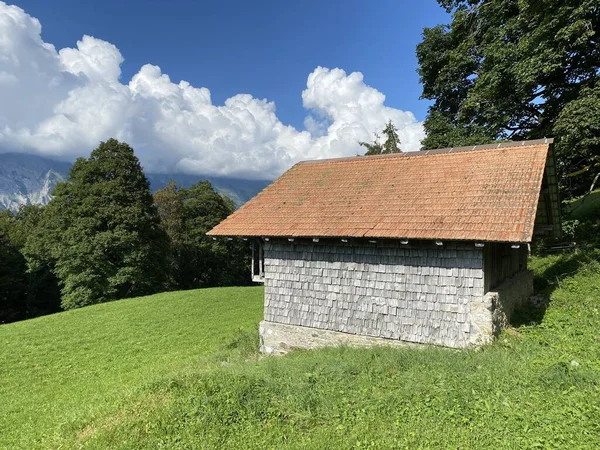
263,241,485,348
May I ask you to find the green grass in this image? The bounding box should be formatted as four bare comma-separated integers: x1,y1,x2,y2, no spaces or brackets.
564,188,600,221
0,287,264,449
1,253,600,449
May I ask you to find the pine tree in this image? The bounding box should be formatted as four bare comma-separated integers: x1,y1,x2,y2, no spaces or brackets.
359,121,402,155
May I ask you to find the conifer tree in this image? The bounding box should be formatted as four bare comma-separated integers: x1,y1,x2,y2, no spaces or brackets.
359,120,402,155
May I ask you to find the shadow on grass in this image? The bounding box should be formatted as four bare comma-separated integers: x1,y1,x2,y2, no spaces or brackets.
511,302,547,327
512,249,595,327
534,250,592,292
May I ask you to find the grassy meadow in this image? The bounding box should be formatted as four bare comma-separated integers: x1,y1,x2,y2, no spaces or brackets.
0,287,264,449
1,197,600,448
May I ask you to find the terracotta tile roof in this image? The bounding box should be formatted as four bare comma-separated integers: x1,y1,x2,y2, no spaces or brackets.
208,140,552,243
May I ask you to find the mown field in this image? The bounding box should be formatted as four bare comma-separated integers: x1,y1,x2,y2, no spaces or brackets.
0,287,264,449
1,197,599,448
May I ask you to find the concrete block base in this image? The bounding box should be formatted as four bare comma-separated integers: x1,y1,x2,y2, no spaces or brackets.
259,320,413,354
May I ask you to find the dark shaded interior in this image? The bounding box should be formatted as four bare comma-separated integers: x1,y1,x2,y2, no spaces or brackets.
484,243,528,291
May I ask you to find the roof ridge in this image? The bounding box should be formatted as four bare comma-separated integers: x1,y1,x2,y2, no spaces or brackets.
297,138,553,166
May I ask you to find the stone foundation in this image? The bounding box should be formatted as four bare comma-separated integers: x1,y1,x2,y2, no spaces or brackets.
259,320,415,354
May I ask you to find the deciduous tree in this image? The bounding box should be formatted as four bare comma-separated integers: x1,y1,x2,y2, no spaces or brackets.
0,214,27,323
417,0,599,196
27,139,169,309
0,206,61,322
154,180,251,289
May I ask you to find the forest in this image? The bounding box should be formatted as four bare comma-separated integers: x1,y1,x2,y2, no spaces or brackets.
0,139,251,323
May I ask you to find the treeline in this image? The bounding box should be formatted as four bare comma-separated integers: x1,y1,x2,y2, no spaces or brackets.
0,139,250,324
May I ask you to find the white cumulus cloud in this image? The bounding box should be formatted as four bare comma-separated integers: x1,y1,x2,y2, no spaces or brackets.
0,1,424,179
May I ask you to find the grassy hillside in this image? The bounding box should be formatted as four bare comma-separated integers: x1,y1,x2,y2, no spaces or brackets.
1,252,599,448
0,287,264,449
564,188,600,221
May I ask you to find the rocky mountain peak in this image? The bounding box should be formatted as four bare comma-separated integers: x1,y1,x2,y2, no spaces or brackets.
0,152,270,213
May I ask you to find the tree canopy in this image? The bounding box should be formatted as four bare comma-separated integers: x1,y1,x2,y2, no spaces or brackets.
359,120,402,155
25,139,169,309
0,218,27,323
154,180,251,290
417,0,599,196
0,206,61,323
1,141,256,322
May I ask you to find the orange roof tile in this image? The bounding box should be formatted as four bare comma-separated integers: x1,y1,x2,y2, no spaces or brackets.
208,140,551,243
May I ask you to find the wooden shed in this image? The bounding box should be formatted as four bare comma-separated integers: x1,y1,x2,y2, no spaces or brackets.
208,139,560,351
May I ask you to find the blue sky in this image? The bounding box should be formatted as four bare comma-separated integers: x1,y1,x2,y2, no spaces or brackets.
0,1,450,178
14,0,449,128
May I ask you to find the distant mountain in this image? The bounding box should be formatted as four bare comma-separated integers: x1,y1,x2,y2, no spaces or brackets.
0,153,71,212
145,173,270,208
0,153,271,213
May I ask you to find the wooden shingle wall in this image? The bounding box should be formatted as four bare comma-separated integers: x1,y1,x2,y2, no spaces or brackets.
263,240,488,348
